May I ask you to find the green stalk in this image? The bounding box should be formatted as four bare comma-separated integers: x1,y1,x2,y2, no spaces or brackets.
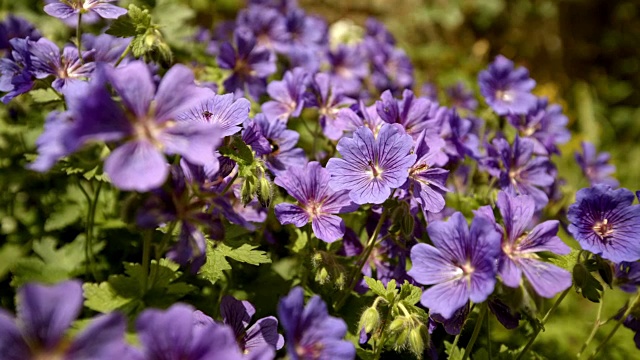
142,230,152,291
114,43,132,67
85,181,102,280
461,304,487,360
515,287,571,360
76,12,84,65
588,291,640,359
577,293,605,358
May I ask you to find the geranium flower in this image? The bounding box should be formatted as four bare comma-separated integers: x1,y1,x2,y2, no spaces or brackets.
221,295,284,353
327,123,416,205
408,212,502,319
478,55,536,115
44,0,127,20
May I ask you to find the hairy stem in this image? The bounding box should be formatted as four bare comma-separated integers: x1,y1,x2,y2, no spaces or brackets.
588,291,640,359
577,293,605,358
516,287,571,360
461,303,487,360
114,43,132,67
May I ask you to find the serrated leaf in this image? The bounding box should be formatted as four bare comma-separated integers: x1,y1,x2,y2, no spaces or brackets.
364,276,388,298
44,205,81,231
444,340,464,360
200,241,271,285
83,282,133,313
291,228,308,253
29,88,61,103
106,4,151,38
548,248,580,272
0,244,23,280
398,281,422,305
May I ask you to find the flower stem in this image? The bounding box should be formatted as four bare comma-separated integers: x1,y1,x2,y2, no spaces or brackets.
588,291,640,360
334,203,392,310
461,303,487,360
76,12,84,65
577,293,605,358
142,230,152,291
86,181,102,280
114,43,132,67
515,287,571,360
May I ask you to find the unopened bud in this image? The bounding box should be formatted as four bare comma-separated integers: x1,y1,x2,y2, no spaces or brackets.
389,317,406,332
401,211,415,237
241,177,255,205
359,306,380,334
316,267,330,284
408,324,428,357
257,176,273,208
395,328,409,349
335,272,346,290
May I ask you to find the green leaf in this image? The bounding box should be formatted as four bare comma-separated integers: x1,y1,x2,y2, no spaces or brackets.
364,276,388,298
573,263,603,303
11,236,103,287
290,228,309,253
200,240,271,285
0,244,23,280
547,248,580,272
29,89,61,103
106,5,151,38
398,281,422,305
444,340,464,360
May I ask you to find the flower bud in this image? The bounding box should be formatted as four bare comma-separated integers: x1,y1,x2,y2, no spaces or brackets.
257,176,273,208
359,306,380,334
315,267,330,284
389,317,406,332
408,324,428,357
241,176,256,205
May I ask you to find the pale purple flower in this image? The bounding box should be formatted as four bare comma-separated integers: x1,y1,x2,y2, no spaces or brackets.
304,72,355,140
262,67,308,122
445,82,477,111
29,38,94,91
177,93,251,136
567,185,640,263
82,33,131,64
327,123,416,205
376,89,447,139
221,295,284,353
408,212,502,319
365,39,413,94
440,110,482,162
478,55,537,115
575,141,619,187
334,101,384,135
237,5,290,53
420,82,438,102
274,161,356,242
28,111,74,172
405,130,449,213
328,44,368,96
493,191,572,297
0,281,131,360
507,97,570,155
44,0,127,20
61,61,221,191
278,287,355,360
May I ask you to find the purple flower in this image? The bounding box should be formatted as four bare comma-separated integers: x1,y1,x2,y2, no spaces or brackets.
420,82,438,102
177,93,251,136
304,72,355,140
365,39,413,94
0,15,41,50
277,287,355,360
218,27,276,100
327,123,416,205
284,9,328,72
237,5,290,53
0,281,131,360
136,303,261,360
62,61,220,191
615,261,640,293
274,161,356,242
567,185,640,263
376,89,446,139
1,38,35,103
493,191,572,297
28,111,74,172
408,212,502,319
262,67,308,122
44,0,127,20
440,110,481,162
478,55,537,115
575,141,619,187
253,113,307,173
507,97,570,155
334,101,384,135
327,44,369,96
82,33,131,64
483,136,555,210
29,38,94,91
445,82,477,111
405,130,449,213
221,295,284,353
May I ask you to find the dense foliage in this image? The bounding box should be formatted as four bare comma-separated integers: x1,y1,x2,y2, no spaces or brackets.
0,0,639,359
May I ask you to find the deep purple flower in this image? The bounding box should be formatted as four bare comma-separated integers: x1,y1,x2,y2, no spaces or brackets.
275,161,356,242
492,191,572,297
376,89,446,139
483,136,555,210
408,212,502,319
440,110,481,162
478,55,537,115
365,18,395,45
615,261,640,293
405,130,449,213
221,295,284,353
44,0,127,20
327,123,416,205
284,9,328,72
365,39,413,94
567,185,640,263
327,44,369,96
575,141,619,187
620,312,640,350
177,93,251,136
0,15,41,50
445,82,478,111
0,281,131,360
1,38,35,103
278,287,355,360
507,97,570,155
253,113,307,173
29,38,94,91
136,303,261,360
218,27,276,100
304,72,355,140
60,61,220,191
262,68,308,122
